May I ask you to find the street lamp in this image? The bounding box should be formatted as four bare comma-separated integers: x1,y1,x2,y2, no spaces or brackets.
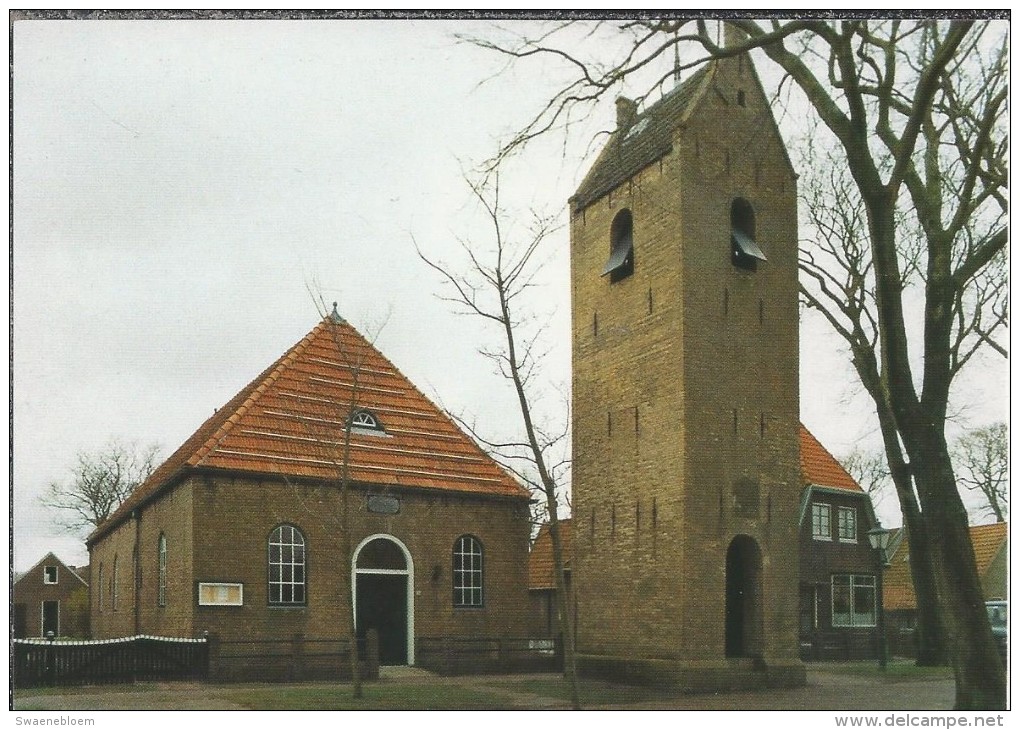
868,524,894,670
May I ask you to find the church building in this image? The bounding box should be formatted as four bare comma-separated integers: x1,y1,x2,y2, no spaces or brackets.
86,309,533,666
568,32,806,689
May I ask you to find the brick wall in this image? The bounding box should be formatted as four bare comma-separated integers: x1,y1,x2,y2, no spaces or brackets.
88,518,138,638
91,472,533,655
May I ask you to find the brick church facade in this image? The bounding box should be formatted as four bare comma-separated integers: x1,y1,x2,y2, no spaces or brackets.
568,33,805,689
86,310,533,664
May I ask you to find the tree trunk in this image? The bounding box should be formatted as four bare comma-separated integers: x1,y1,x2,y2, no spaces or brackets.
909,436,1005,709
546,499,580,710
855,343,946,665
341,481,363,698
867,195,1002,707
895,499,945,666
877,410,945,666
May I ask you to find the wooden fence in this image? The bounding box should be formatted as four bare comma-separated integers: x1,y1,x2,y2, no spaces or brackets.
415,636,562,676
13,635,208,688
208,631,379,683
14,632,551,685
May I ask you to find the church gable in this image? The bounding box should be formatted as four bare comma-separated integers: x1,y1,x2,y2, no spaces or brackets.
194,312,526,498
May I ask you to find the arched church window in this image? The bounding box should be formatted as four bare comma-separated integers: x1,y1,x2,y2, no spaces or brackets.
452,535,484,608
158,534,167,607
731,198,767,271
268,524,306,605
603,209,634,282
112,555,119,611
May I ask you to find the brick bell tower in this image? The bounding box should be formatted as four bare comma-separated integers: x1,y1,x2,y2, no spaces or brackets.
569,32,805,689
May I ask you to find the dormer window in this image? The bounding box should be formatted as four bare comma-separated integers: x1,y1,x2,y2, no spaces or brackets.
603,209,634,282
731,198,766,272
350,409,383,432
43,566,58,584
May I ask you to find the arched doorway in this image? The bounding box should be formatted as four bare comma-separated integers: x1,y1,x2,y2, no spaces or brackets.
353,535,414,665
725,535,764,658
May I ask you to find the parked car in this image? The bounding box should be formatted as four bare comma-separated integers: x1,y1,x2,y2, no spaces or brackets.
985,600,1007,665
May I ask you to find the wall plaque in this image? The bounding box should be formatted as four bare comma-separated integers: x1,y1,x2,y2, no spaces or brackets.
367,494,400,515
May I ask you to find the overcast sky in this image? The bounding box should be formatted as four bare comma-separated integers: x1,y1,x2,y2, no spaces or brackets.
11,18,1008,572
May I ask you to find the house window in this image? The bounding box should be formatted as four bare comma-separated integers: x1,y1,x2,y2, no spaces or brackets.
453,535,484,608
43,566,58,584
112,556,119,611
811,503,831,541
158,534,167,607
98,564,104,612
831,574,877,627
731,198,766,271
268,524,306,605
837,507,858,543
603,209,634,282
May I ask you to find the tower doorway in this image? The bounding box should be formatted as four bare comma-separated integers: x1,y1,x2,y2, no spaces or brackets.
353,535,413,665
725,535,763,658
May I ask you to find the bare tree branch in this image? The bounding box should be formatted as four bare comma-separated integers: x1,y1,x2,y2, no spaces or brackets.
42,439,161,536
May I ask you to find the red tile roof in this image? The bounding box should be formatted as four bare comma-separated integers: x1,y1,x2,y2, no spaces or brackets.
89,314,529,544
529,520,573,590
883,522,1008,611
800,424,862,492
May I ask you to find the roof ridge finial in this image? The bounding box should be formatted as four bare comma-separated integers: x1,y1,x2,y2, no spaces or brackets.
330,301,346,324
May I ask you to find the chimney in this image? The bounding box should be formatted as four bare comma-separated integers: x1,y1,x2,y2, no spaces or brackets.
724,22,748,50
616,96,638,133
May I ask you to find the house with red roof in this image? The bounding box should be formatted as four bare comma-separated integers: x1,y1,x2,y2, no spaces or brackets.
797,425,883,660
882,521,1007,657
86,309,533,669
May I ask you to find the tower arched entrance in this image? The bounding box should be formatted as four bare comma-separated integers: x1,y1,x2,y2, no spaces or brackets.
725,535,764,658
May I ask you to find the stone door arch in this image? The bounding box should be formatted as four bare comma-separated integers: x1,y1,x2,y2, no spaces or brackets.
352,534,414,665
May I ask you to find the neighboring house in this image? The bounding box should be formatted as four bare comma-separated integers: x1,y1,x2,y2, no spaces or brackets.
528,520,573,638
883,521,1008,657
86,309,533,667
568,26,805,691
797,426,883,660
13,552,90,638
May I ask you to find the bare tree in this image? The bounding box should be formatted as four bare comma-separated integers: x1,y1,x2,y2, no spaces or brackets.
467,17,1008,709
415,174,580,710
953,422,1008,524
842,447,892,511
797,139,948,666
42,439,161,535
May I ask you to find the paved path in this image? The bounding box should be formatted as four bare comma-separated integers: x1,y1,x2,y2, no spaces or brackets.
13,665,957,711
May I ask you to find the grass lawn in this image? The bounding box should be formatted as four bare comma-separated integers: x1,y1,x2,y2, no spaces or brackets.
496,677,678,706
13,681,517,711
210,683,514,710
